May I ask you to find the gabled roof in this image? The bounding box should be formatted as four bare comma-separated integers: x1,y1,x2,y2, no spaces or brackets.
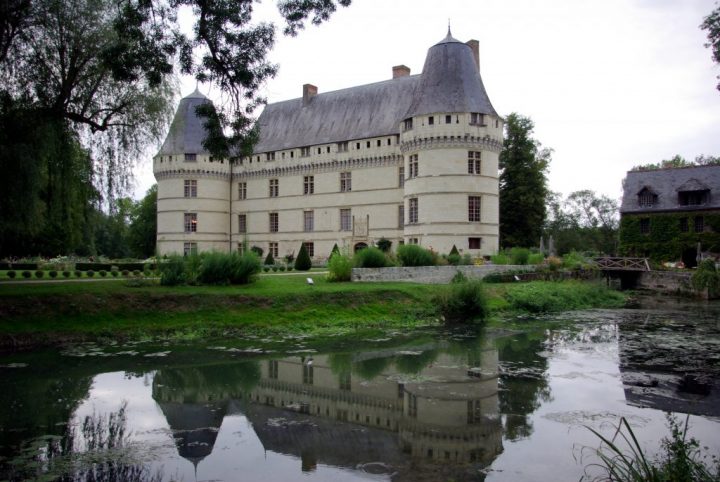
621,165,720,213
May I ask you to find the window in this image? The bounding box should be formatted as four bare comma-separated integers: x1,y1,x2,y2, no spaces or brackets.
300,147,310,157
269,242,278,258
184,213,197,233
184,153,196,162
409,198,418,224
679,190,709,206
398,166,405,187
184,179,197,197
268,360,278,379
366,141,370,148
640,218,650,234
303,176,314,195
398,205,404,228
337,141,348,152
409,237,419,245
339,372,351,391
408,154,418,178
340,208,352,231
238,214,247,233
326,146,331,153
428,116,434,125
238,182,247,200
638,188,657,207
403,118,413,131
469,196,481,222
695,216,704,233
470,113,486,126
469,237,481,249
269,179,279,197
468,151,481,174
408,393,417,418
317,147,321,154
467,400,482,424
269,212,278,232
304,210,314,232
266,152,275,161
445,114,452,124
680,218,689,232
377,139,381,147
303,363,314,385
183,242,197,256
340,172,352,192
303,242,314,257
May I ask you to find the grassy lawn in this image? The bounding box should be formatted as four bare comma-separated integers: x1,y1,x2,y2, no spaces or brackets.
0,275,626,348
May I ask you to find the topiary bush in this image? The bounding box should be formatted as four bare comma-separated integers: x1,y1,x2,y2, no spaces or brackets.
7,270,16,279
121,270,129,277
74,270,82,278
327,252,353,282
22,270,32,279
99,270,107,277
263,266,270,272
434,279,489,324
49,270,58,278
354,247,387,268
159,255,186,286
110,270,119,277
279,266,286,272
132,269,141,277
251,246,263,258
294,244,312,271
397,244,434,267
35,270,44,278
86,270,95,277
62,270,71,278
329,243,340,259
264,252,275,266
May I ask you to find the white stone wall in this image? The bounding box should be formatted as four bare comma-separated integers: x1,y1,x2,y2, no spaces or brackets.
352,265,535,284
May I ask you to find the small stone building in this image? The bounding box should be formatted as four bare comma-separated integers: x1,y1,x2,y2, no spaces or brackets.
154,30,503,260
619,165,720,265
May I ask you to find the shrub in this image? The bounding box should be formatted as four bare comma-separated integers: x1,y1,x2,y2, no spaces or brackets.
74,270,82,278
86,270,95,277
397,244,434,267
264,252,275,265
62,271,71,278
327,252,353,282
434,280,489,324
510,247,531,265
251,246,264,258
110,270,119,277
562,251,586,270
354,247,387,268
490,252,510,265
263,266,270,272
329,243,340,259
7,270,16,278
279,266,286,272
49,270,58,278
198,252,236,285
159,255,186,286
230,251,261,284
447,253,461,266
35,270,44,278
295,244,312,271
22,270,32,279
528,253,545,265
143,270,151,277
451,270,467,283
121,270,130,277
287,266,293,272
505,281,625,313
449,245,460,256
376,238,392,252
272,266,278,272
461,254,473,265
184,254,201,285
546,256,562,271
99,270,107,277
132,269,141,277
692,259,720,297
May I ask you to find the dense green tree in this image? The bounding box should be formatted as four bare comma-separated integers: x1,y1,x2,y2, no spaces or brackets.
499,113,551,248
701,3,720,91
127,185,158,258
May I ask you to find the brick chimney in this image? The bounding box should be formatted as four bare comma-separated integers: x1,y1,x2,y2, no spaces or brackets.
465,40,479,72
392,65,411,79
303,84,317,105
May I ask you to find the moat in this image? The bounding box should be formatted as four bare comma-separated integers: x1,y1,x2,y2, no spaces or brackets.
1,298,719,481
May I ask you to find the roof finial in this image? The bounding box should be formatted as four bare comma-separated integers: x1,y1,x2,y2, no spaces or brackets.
447,19,451,37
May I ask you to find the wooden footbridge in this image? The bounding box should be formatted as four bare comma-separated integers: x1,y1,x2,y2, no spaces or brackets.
593,257,650,289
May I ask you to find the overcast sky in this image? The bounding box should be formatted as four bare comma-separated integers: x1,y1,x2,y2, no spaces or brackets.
133,0,720,203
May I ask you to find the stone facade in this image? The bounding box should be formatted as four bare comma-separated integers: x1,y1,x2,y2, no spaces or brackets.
155,30,503,259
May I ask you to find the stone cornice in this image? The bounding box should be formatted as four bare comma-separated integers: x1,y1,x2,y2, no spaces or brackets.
400,134,503,154
233,155,402,180
154,168,230,181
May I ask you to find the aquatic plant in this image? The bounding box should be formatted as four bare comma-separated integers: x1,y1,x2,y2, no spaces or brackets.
692,259,720,298
159,255,186,286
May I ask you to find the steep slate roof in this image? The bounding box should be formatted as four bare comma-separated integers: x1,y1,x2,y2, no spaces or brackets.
159,87,212,155
253,30,497,154
620,165,720,213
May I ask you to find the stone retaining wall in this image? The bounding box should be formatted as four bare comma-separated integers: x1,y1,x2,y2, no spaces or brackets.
351,265,535,284
637,270,695,296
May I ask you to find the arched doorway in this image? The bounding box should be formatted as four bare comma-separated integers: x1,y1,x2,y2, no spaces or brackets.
354,242,368,253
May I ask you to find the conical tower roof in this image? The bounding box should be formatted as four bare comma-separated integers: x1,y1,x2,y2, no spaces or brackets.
405,29,497,118
159,87,212,155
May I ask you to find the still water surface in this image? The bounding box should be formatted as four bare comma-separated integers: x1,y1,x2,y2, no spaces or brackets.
1,300,719,481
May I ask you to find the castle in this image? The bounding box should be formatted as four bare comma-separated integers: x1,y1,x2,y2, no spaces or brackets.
154,29,503,260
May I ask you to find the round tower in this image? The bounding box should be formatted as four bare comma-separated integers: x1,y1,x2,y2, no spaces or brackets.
153,89,232,256
400,30,502,256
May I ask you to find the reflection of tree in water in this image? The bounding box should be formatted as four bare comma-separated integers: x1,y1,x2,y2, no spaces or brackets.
152,361,261,403
4,402,162,482
496,332,551,441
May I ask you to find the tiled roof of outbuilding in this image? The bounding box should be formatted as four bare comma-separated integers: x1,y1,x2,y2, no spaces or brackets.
620,165,720,213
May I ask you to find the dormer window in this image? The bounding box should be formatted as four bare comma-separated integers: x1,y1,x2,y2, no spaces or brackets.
470,113,486,126
266,152,275,161
637,187,657,207
403,118,413,131
184,153,196,162
678,190,709,206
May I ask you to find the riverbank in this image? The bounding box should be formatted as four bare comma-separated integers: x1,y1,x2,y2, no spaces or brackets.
0,277,627,350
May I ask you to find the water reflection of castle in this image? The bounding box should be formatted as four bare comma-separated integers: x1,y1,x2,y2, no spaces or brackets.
151,342,503,475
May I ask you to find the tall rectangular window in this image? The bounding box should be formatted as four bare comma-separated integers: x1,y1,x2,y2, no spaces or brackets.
238,214,247,233
695,216,704,233
398,166,405,187
337,141,348,152
303,242,314,258
409,198,418,224
640,218,650,234
269,212,278,232
469,196,481,222
468,151,481,174
403,118,413,131
303,364,314,385
304,176,314,195
409,154,418,178
269,179,279,197
398,205,404,228
238,182,247,200
268,360,278,379
340,208,352,231
339,372,351,391
304,210,314,232
184,179,197,197
300,147,310,157
183,242,197,256
428,116,434,125
445,114,452,124
184,213,197,232
268,242,278,258
340,172,352,192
